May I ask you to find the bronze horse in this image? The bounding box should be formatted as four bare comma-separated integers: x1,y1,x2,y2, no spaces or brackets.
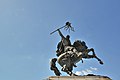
50,40,103,76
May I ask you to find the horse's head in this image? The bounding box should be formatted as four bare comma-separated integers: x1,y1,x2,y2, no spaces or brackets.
73,40,82,47
73,40,88,52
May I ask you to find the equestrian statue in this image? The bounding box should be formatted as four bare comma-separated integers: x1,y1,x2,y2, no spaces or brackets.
50,22,103,76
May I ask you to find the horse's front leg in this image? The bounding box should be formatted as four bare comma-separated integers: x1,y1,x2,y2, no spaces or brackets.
89,48,95,56
82,48,95,59
89,48,104,65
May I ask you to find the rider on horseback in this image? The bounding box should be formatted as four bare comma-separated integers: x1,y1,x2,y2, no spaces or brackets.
56,29,78,68
56,29,71,57
50,22,104,76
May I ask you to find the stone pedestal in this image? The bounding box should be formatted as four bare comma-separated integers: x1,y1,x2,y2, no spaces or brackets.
48,75,111,80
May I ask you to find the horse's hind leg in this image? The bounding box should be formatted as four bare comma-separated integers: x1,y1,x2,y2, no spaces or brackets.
89,48,104,65
62,64,78,76
94,56,104,64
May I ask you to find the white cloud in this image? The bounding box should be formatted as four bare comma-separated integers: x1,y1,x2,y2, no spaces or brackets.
75,71,82,75
75,67,98,75
81,70,89,75
86,69,92,73
90,67,98,71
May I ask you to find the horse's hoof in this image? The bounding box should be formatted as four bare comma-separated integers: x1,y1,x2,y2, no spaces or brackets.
73,64,77,67
71,73,78,76
99,61,104,65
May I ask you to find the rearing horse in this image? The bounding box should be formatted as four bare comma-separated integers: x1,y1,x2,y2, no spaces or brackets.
56,40,103,76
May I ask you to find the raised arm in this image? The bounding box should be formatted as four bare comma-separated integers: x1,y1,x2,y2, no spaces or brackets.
57,29,65,38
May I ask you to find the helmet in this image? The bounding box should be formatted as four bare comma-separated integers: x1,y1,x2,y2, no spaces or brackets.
66,35,70,39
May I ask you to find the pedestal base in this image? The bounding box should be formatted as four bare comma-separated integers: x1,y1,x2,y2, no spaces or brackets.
48,75,111,80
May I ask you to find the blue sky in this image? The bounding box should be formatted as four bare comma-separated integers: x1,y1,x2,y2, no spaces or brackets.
0,0,120,80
